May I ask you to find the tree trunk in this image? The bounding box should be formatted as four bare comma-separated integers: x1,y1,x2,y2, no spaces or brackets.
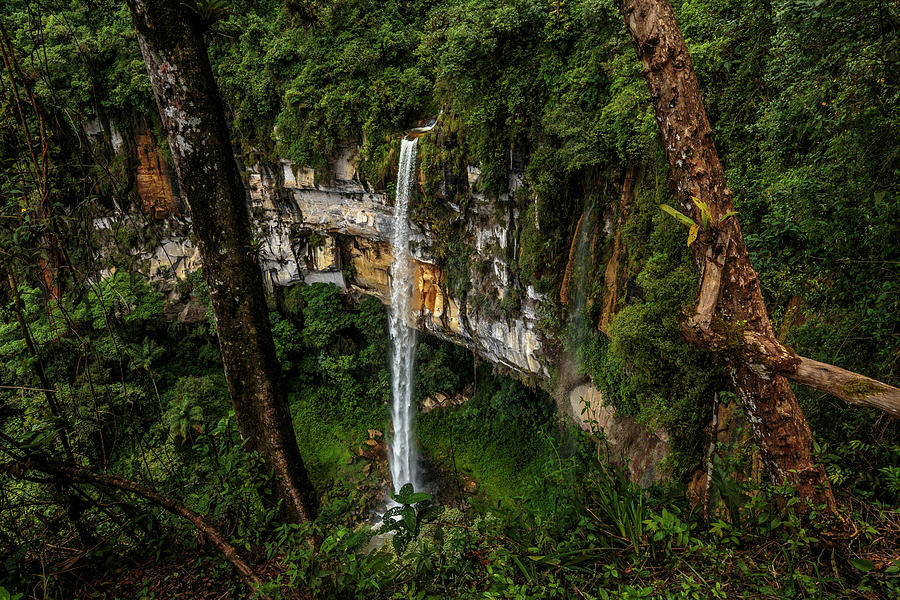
125,0,316,522
619,0,837,511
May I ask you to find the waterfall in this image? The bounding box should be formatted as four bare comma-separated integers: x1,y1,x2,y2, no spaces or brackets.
566,201,595,359
388,137,420,494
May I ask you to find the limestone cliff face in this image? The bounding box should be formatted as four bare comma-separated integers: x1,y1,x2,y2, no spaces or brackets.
92,132,667,485
92,146,550,375
245,149,553,378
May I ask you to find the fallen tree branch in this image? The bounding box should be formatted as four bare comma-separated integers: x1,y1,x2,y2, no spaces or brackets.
0,455,266,595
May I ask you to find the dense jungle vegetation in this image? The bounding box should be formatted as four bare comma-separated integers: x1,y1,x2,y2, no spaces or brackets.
1,0,898,597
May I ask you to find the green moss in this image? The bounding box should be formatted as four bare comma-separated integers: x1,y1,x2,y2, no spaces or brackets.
841,378,882,398
306,230,326,249
581,169,723,481
443,239,472,300
711,316,749,351
498,287,522,317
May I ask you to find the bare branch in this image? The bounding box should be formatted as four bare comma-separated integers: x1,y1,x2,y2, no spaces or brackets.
0,455,267,595
792,358,900,417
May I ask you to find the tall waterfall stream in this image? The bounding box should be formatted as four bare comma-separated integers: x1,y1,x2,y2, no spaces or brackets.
387,137,421,495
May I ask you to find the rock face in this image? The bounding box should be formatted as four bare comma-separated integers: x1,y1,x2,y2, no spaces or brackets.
260,154,553,379
93,152,551,375
134,120,179,219
91,127,668,485
568,384,668,487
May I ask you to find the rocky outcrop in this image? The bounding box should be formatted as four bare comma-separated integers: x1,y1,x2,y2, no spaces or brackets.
567,383,668,487
93,149,551,375
134,120,179,219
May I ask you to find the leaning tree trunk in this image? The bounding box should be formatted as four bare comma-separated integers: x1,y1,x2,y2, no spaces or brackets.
619,0,837,511
126,0,316,522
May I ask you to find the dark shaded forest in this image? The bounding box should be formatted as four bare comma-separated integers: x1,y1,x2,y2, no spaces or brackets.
0,0,898,597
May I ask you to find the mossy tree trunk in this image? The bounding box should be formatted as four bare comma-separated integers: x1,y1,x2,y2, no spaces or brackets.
125,0,316,523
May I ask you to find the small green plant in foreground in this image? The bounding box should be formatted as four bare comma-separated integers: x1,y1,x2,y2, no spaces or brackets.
380,483,443,554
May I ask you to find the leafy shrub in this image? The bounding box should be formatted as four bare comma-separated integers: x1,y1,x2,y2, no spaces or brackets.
79,271,163,331
163,375,228,445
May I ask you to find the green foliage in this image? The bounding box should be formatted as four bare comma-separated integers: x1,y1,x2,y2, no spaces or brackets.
165,391,204,445
2,273,898,597
2,0,899,596
79,271,164,331
0,268,259,594
1,0,152,118
584,177,722,480
418,363,558,506
282,284,391,490
187,0,233,31
587,463,646,550
0,586,23,600
380,483,443,553
269,311,303,372
296,282,353,350
163,375,228,445
210,0,435,174
414,336,470,401
259,522,393,597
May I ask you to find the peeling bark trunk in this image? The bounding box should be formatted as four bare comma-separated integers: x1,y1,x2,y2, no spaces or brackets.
125,0,316,522
619,0,837,510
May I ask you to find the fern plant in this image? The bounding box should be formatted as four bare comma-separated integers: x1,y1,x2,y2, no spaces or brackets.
165,396,204,446
185,0,232,30
880,466,900,499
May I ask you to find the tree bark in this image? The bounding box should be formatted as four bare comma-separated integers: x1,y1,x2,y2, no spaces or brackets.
125,0,316,522
619,0,837,510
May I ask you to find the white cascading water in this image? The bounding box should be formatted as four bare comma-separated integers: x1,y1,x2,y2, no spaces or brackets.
388,137,421,494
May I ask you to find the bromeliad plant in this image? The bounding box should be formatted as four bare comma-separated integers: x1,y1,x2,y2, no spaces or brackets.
661,197,737,246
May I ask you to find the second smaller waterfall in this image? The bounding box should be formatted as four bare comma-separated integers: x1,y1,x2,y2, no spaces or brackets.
566,201,595,359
